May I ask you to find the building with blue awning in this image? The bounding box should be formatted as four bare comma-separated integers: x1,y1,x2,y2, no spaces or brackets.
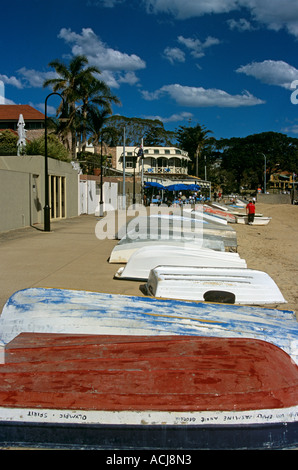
115,146,191,177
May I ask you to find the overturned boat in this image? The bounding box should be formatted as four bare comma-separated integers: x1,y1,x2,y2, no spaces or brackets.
109,237,225,264
203,205,237,223
146,266,287,306
1,288,297,366
114,245,246,280
236,216,271,225
117,215,237,242
0,333,297,449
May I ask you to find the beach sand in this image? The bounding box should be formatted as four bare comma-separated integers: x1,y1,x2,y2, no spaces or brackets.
0,202,297,450
91,202,298,316
233,202,298,315
0,202,297,317
100,202,298,316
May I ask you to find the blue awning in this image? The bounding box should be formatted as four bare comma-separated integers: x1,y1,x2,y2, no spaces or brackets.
145,182,201,191
165,183,200,191
144,182,166,189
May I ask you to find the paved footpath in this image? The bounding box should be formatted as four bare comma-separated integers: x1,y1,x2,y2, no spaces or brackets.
0,214,143,314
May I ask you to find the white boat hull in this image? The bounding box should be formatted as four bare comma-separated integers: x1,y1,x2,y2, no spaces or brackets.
146,266,287,305
109,238,225,263
117,215,237,240
236,216,271,225
0,288,297,365
115,245,246,280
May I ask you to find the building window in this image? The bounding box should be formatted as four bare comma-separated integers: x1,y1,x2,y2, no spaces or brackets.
126,157,134,168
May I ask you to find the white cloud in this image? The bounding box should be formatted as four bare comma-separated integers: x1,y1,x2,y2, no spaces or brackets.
57,27,146,89
18,68,58,88
142,83,265,107
227,18,255,31
142,0,298,37
236,60,298,89
87,0,124,7
143,0,238,20
143,111,194,123
242,0,298,37
0,74,23,89
282,124,298,134
118,71,140,85
58,28,146,72
164,35,221,64
177,35,221,58
0,69,57,90
163,47,185,64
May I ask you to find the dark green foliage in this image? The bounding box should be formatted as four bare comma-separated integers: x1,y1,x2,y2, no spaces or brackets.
0,130,18,155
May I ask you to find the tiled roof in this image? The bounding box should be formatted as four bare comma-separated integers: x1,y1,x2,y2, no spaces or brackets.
0,105,45,121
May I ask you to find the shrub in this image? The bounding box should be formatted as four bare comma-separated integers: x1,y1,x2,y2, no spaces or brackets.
26,134,70,161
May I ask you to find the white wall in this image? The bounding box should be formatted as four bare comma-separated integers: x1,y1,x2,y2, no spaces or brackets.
80,180,118,215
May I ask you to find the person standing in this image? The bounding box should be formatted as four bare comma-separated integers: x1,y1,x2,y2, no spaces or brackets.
246,200,255,225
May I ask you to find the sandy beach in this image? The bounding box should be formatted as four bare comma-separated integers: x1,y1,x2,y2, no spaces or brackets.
96,201,298,316
0,202,297,450
0,202,297,317
234,203,298,316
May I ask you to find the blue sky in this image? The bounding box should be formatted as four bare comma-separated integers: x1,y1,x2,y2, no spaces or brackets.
2,0,298,140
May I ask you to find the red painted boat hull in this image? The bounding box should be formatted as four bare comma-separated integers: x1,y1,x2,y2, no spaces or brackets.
0,334,298,449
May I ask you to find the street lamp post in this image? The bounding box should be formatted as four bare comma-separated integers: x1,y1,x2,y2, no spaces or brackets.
44,92,64,232
99,133,104,216
262,153,267,194
133,155,136,206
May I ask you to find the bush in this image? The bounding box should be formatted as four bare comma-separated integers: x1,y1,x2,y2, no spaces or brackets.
26,134,70,161
0,130,18,155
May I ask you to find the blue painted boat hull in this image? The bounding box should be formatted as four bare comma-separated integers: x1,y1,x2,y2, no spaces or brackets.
1,287,297,365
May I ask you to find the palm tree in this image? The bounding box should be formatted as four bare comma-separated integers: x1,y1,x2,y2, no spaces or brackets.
43,55,102,159
77,74,120,152
176,124,213,178
86,107,110,153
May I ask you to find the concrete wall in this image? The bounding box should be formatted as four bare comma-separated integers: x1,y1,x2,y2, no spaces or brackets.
0,155,79,232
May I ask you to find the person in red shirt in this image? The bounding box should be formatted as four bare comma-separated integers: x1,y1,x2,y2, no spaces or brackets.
246,200,255,225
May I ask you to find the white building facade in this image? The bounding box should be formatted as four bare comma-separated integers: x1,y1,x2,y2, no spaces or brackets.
115,146,190,176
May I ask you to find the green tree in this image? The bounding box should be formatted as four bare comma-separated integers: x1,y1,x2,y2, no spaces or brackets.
218,132,298,191
0,130,18,155
44,55,116,159
86,108,111,152
176,124,213,177
26,134,70,161
105,116,176,146
77,74,120,152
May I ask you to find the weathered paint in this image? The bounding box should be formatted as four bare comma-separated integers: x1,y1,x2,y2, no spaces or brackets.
203,205,237,223
0,334,297,449
0,288,297,365
146,266,287,305
114,245,246,280
109,238,225,264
